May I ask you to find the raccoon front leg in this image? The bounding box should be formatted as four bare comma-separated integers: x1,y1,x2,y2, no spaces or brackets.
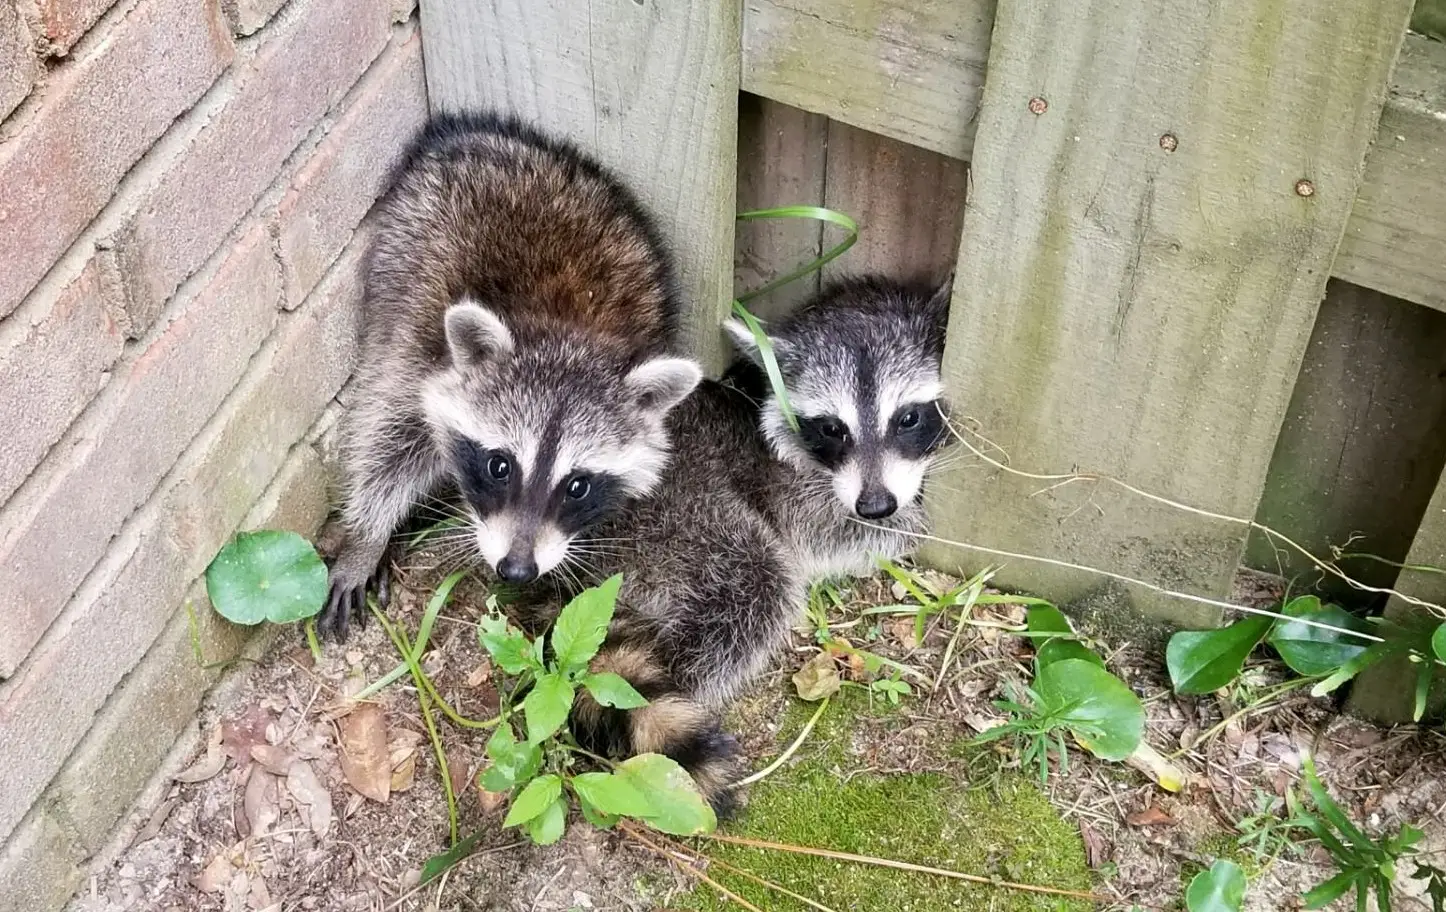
319,415,443,641
570,642,745,818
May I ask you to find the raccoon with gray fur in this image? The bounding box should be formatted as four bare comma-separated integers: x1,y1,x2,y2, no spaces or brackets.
524,276,954,815
319,112,702,640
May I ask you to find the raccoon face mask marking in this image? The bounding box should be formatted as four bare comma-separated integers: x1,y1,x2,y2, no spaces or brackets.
724,277,953,521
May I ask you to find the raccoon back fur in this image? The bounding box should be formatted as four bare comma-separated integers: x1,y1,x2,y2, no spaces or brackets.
320,112,703,640
519,276,955,815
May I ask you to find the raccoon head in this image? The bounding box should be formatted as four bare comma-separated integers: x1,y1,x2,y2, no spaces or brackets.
422,299,702,583
726,276,954,521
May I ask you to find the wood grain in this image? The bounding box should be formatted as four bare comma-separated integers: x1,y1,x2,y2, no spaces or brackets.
920,0,1414,626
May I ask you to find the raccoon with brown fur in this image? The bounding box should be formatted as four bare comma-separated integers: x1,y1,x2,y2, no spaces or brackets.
516,276,955,815
319,112,703,640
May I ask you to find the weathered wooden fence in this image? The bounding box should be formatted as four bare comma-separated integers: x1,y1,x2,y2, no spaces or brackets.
420,0,1446,718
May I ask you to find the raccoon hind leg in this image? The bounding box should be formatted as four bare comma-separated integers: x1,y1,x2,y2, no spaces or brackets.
571,643,745,819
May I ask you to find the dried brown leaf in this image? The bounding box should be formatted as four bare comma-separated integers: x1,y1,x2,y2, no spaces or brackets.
1079,820,1110,868
250,745,295,776
1125,805,1177,828
131,797,178,848
390,753,416,792
447,746,472,799
887,617,920,650
243,767,282,838
221,706,274,764
175,727,228,784
466,660,493,688
339,703,391,803
194,854,233,893
792,651,840,702
477,772,507,817
286,760,333,839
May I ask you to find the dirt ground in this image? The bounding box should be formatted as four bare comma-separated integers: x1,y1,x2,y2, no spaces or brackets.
66,548,1446,912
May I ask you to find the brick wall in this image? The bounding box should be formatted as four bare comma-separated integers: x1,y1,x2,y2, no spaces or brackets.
0,0,428,906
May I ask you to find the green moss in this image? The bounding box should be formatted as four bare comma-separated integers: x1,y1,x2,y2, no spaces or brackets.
677,694,1092,912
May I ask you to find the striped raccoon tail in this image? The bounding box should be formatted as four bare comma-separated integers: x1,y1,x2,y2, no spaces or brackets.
571,642,745,819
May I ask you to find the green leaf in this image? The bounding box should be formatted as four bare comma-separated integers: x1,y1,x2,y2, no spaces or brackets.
523,673,575,744
1186,860,1247,912
615,753,717,835
572,770,654,818
1434,623,1446,663
581,672,648,709
1026,604,1073,637
1166,616,1273,694
1302,870,1359,910
419,830,485,886
482,724,541,790
478,614,538,675
577,793,620,829
1265,597,1370,677
416,570,467,656
503,774,562,827
204,530,328,625
551,575,623,673
1417,660,1433,722
1311,639,1403,697
1036,638,1105,670
1034,659,1145,761
525,796,568,845
1302,755,1374,852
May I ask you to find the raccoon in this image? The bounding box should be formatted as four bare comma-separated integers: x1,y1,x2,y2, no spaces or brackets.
319,112,703,640
529,276,955,814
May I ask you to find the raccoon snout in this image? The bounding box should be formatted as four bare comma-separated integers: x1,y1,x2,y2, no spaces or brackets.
854,489,897,520
497,552,539,584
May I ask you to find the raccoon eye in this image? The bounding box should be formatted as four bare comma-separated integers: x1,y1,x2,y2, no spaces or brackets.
486,455,511,481
898,409,920,430
566,475,591,500
819,419,849,440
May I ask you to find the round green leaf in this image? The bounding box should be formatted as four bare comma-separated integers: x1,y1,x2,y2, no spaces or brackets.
1034,659,1145,761
205,530,327,625
503,774,562,827
1166,616,1273,695
1035,637,1105,671
525,796,568,845
1187,859,1247,912
1265,597,1370,677
615,753,717,836
1433,623,1446,663
1026,604,1073,637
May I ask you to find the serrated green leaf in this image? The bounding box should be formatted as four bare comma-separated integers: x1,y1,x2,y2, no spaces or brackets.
479,764,516,792
1302,870,1359,910
503,774,562,827
205,530,328,625
1034,659,1144,761
483,724,541,789
581,672,648,709
1166,616,1273,694
478,614,537,675
572,771,654,818
615,753,717,835
1265,597,1370,677
523,673,575,744
525,796,568,845
1186,859,1247,912
419,830,484,886
551,575,623,673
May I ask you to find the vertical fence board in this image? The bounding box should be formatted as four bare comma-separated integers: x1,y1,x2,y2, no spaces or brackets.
921,0,1413,627
734,95,828,321
1246,282,1446,601
820,119,967,286
418,0,741,371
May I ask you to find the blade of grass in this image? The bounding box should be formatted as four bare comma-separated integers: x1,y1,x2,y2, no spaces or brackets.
734,697,829,788
730,302,799,433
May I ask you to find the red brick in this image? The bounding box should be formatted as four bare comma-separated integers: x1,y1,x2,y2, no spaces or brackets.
0,255,126,506
110,0,394,333
0,242,359,843
276,27,425,307
220,0,285,35
0,224,281,680
34,0,121,54
0,0,37,121
0,0,233,318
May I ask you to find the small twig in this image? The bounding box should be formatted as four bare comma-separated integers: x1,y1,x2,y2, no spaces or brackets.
381,842,526,912
621,822,765,912
734,697,829,788
650,831,840,912
698,833,1116,905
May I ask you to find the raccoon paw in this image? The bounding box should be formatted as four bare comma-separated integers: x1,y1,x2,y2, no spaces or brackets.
316,544,396,642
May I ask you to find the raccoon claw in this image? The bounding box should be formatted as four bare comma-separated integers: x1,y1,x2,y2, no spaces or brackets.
317,581,365,643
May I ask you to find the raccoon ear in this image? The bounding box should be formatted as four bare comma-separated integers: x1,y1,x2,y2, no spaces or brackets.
444,300,514,368
926,272,955,322
723,317,792,367
625,356,703,416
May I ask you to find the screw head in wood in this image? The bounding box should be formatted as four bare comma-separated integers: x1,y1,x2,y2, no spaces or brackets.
1294,179,1315,197
1027,96,1048,115
1159,133,1178,152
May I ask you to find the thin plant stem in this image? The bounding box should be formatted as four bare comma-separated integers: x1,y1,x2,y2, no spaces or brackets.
734,697,829,789
621,822,766,912
650,831,841,912
697,833,1116,905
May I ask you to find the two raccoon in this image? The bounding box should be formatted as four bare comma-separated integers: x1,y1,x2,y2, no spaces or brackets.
321,113,954,813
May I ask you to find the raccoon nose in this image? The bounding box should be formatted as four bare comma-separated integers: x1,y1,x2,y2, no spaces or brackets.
855,490,898,520
497,553,539,584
